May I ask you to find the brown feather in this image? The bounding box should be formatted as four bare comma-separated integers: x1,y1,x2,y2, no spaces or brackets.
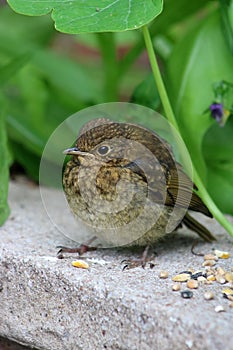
183,213,215,242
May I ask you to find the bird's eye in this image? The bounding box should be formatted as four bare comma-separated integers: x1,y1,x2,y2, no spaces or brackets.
97,145,110,155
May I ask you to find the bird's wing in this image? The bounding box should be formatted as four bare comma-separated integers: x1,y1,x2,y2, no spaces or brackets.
183,212,216,242
122,159,212,218
164,167,212,217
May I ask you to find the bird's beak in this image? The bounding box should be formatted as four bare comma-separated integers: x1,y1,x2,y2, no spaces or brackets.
63,147,86,156
63,147,95,163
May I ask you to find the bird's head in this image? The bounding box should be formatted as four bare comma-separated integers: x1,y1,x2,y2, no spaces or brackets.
63,118,174,168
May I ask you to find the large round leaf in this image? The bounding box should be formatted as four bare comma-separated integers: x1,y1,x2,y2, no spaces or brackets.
7,0,163,34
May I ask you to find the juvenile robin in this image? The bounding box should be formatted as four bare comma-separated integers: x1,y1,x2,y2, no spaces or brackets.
59,118,215,266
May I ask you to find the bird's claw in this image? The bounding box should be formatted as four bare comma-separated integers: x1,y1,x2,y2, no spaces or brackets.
56,236,98,259
121,257,155,270
56,244,97,259
121,245,156,270
122,258,146,270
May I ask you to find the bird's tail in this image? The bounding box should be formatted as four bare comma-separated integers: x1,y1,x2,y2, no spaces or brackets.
183,212,216,242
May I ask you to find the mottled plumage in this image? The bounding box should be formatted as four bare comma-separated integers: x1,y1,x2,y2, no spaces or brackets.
62,118,215,248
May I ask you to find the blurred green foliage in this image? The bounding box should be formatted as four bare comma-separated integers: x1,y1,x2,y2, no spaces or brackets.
1,0,233,226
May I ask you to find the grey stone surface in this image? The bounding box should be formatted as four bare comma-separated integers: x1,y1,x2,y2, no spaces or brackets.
0,179,233,350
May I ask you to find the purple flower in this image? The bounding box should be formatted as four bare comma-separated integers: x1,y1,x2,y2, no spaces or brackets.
209,103,223,122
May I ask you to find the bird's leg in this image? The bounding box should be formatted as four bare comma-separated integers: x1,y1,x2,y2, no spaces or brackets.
122,245,155,270
57,236,98,259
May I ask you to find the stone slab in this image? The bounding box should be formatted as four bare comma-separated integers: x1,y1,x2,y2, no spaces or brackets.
0,179,233,350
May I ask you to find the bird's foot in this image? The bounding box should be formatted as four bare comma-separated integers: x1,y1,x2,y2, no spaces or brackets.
56,236,97,259
121,258,155,270
121,246,155,270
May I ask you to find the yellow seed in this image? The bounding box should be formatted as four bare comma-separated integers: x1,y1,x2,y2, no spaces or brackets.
216,274,226,284
225,272,233,282
72,260,89,269
204,292,214,300
204,254,218,261
222,287,233,295
172,273,191,282
222,288,233,300
206,280,214,285
206,268,216,275
187,279,198,289
202,260,216,267
172,283,181,291
159,270,169,279
214,249,230,259
207,274,216,281
216,267,226,275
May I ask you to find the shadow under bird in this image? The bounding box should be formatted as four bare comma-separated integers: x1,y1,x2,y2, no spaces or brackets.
59,118,215,266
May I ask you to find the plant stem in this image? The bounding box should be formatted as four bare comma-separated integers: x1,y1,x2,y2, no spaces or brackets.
142,25,233,237
97,33,118,101
142,26,178,129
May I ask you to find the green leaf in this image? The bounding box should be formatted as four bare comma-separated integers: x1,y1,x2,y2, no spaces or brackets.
205,158,233,215
131,74,160,110
0,54,31,88
9,141,41,182
7,113,45,157
219,0,233,53
203,118,233,162
166,10,233,215
118,0,212,89
203,119,233,214
7,0,163,34
0,103,10,226
4,49,101,177
150,0,211,35
34,50,100,104
166,11,233,179
0,5,54,47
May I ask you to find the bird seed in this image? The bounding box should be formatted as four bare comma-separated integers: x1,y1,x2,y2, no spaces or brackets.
172,273,191,282
204,292,214,300
181,290,193,299
72,260,89,269
187,279,199,289
159,270,169,279
214,250,230,259
172,283,181,291
214,305,225,313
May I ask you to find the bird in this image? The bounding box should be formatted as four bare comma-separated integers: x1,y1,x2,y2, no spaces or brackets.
59,118,215,266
